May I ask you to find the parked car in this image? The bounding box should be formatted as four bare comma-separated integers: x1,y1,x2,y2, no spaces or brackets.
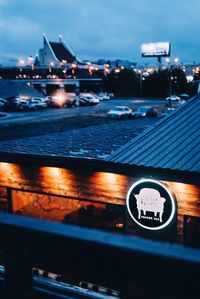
107,106,132,119
45,94,75,108
165,95,186,108
132,106,158,118
65,95,76,108
0,98,8,110
97,93,110,101
31,97,47,108
77,97,87,107
5,97,21,111
179,93,190,100
161,108,175,118
79,95,100,105
166,95,180,101
165,95,180,107
45,96,65,108
19,100,37,110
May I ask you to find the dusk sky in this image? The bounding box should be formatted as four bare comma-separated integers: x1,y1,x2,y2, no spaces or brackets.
0,0,200,64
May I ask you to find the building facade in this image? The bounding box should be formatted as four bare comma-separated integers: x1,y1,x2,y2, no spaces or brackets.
0,95,200,248
39,34,78,67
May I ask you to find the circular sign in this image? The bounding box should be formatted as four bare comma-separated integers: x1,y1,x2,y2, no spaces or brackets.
126,179,176,230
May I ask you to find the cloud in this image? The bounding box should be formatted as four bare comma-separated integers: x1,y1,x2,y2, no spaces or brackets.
0,0,200,63
0,17,42,58
0,0,7,5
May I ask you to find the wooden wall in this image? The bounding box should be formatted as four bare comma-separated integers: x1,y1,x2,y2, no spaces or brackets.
0,162,200,245
0,163,130,205
165,181,200,243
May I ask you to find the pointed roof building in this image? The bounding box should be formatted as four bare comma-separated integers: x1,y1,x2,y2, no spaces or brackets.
39,34,80,66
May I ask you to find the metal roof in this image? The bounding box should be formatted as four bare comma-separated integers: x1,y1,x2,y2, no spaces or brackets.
107,95,200,173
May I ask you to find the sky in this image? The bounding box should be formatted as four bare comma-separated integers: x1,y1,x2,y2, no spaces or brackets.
0,0,200,65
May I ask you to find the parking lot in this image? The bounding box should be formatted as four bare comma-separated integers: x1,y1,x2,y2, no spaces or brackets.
0,98,165,126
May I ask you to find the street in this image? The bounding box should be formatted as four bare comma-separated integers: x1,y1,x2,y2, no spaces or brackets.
0,98,165,126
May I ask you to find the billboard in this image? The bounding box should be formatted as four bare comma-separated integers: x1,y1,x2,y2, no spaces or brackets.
141,42,171,57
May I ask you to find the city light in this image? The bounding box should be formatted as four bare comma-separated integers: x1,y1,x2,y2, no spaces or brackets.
186,75,193,82
114,69,120,73
28,56,34,63
19,59,25,65
71,64,77,68
174,57,179,64
105,64,110,68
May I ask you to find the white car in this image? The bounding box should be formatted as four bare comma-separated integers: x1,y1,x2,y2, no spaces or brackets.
97,93,110,101
19,100,37,110
165,95,185,108
107,106,132,119
31,97,47,108
166,95,180,101
79,95,100,105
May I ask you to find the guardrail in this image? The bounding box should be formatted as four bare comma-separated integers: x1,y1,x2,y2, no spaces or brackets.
0,212,200,299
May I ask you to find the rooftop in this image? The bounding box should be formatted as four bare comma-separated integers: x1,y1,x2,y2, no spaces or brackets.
0,119,157,159
107,95,200,173
49,42,75,63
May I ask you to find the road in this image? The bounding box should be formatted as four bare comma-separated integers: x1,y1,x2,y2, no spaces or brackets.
0,98,165,126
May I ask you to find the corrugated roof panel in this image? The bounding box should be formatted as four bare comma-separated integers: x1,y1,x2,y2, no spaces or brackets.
107,95,200,173
141,115,200,167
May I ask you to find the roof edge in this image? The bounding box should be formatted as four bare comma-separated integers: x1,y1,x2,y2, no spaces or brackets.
43,33,60,63
0,151,199,185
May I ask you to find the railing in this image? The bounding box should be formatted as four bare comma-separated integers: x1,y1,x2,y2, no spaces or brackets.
0,212,200,299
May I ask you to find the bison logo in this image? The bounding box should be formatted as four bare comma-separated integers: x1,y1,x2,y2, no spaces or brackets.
135,188,166,222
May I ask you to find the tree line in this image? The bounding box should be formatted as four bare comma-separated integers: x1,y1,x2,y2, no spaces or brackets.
0,66,198,97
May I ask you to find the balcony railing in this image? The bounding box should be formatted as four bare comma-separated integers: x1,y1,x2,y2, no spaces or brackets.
0,212,200,299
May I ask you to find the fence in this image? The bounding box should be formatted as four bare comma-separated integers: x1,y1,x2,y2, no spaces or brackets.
0,212,200,298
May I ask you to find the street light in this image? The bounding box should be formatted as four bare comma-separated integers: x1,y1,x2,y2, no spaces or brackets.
19,59,25,65
114,69,120,73
18,59,25,73
166,58,180,98
28,56,34,64
138,69,143,97
174,57,179,64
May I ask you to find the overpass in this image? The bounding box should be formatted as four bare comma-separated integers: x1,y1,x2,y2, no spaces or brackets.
17,78,103,95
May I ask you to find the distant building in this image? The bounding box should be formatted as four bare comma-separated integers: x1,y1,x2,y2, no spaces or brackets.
38,34,104,73
115,59,137,68
39,34,81,67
